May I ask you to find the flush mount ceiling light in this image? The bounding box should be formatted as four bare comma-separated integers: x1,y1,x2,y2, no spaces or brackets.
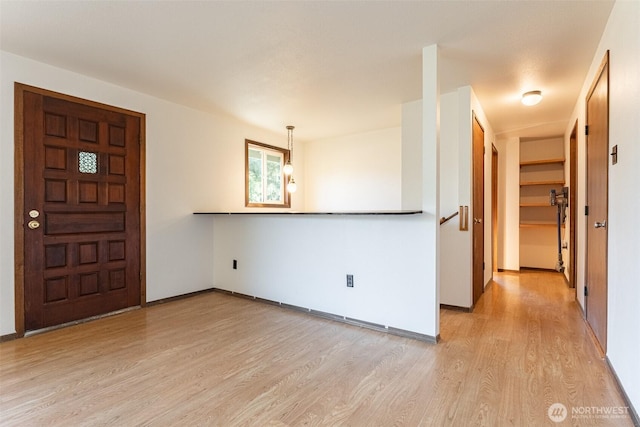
521,90,543,106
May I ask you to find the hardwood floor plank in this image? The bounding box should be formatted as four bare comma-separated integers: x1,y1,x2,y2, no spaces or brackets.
0,272,633,426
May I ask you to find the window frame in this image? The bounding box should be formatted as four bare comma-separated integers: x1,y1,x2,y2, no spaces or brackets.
245,139,291,208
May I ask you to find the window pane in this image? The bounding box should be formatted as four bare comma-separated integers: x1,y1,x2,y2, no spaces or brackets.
266,154,282,201
248,149,263,203
245,140,289,207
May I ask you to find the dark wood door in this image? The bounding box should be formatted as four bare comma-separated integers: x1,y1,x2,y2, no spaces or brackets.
472,114,485,306
20,87,142,331
585,52,609,353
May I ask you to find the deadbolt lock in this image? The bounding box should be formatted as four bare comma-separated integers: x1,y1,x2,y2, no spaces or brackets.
29,209,40,218
27,220,40,230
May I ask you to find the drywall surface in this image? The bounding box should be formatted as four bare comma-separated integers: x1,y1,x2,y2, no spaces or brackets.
212,214,436,336
304,127,401,211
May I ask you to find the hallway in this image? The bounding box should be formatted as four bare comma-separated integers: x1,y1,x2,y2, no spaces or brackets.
0,272,633,426
439,271,632,425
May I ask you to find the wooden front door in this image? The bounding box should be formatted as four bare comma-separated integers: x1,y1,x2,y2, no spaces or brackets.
16,84,145,333
585,52,609,352
472,114,485,306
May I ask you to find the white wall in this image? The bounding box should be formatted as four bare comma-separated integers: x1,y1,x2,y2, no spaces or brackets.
212,214,434,335
565,0,640,413
439,90,469,307
401,100,423,210
494,137,521,271
0,51,298,335
304,127,400,211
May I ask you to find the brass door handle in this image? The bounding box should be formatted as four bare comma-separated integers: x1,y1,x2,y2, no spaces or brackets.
474,218,482,224
594,220,607,229
27,220,40,230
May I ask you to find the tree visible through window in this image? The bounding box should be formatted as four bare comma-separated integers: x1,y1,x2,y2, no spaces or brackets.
245,139,290,207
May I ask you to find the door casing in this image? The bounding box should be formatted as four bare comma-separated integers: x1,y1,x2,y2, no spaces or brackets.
472,113,485,307
584,52,609,354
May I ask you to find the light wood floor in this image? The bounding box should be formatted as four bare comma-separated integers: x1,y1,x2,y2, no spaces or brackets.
0,272,633,426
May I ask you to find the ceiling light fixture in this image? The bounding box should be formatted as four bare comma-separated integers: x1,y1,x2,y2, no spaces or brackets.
284,125,297,193
283,125,294,176
521,90,542,106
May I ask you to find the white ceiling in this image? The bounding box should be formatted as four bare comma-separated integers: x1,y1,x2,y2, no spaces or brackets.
0,1,614,141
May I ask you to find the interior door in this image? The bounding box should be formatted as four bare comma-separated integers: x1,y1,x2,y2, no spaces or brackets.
18,85,144,332
472,114,485,306
585,52,609,353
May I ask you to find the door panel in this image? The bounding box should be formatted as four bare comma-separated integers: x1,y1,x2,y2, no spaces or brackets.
585,52,609,352
472,115,485,306
21,88,142,331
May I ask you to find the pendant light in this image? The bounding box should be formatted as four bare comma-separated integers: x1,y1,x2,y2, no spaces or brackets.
283,125,294,175
287,177,297,193
284,125,297,193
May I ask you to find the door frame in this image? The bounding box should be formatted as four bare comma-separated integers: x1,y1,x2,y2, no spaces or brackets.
472,112,485,307
584,51,609,354
569,121,578,289
14,83,147,337
491,144,498,274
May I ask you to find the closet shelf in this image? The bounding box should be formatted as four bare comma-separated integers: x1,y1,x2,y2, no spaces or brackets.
520,203,553,207
520,180,565,187
520,158,565,167
519,222,564,228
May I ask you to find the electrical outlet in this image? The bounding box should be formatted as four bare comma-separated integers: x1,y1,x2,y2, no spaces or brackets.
233,260,238,270
346,274,354,287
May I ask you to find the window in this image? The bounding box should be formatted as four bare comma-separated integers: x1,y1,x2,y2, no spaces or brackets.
245,139,291,207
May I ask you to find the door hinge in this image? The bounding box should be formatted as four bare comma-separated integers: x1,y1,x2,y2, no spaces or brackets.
483,261,485,270
585,125,589,135
584,286,588,296
585,205,589,216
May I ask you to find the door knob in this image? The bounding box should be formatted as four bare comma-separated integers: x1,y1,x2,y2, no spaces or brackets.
594,220,607,229
474,218,482,224
27,220,40,230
